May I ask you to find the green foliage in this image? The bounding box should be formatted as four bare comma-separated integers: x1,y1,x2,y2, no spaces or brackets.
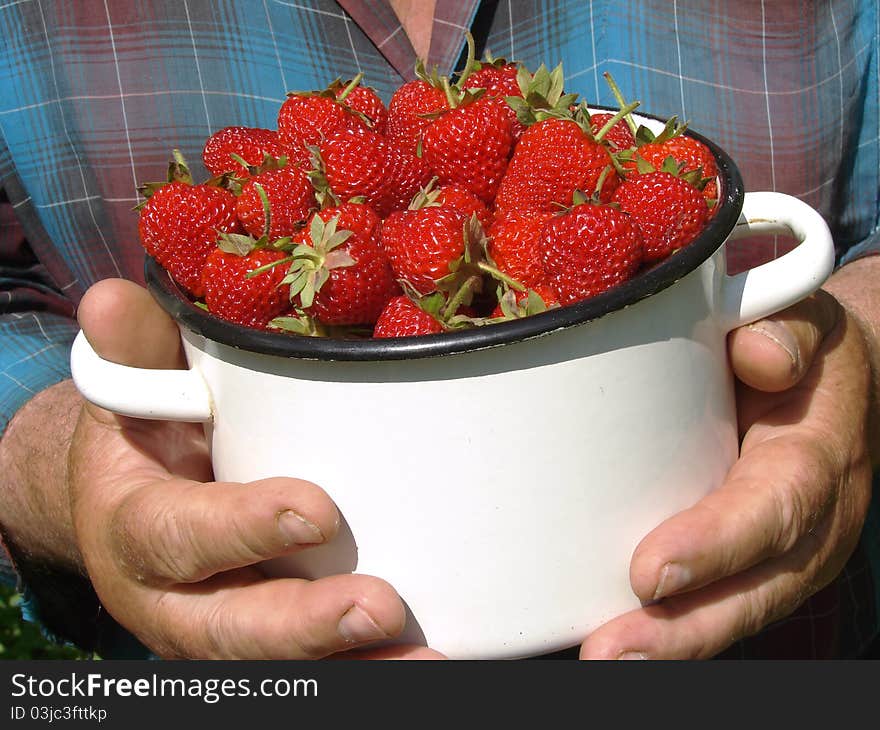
0,582,92,660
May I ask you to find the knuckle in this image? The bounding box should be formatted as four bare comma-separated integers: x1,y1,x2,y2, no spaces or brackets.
767,437,831,555
731,589,763,642
149,592,197,659
110,487,205,583
226,507,277,564
202,601,240,659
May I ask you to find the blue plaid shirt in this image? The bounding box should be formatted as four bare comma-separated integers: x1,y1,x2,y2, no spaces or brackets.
0,0,878,658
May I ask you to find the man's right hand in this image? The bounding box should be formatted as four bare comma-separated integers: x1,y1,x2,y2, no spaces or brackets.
69,278,441,659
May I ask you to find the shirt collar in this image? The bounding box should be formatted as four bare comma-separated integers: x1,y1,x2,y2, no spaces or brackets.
336,0,480,79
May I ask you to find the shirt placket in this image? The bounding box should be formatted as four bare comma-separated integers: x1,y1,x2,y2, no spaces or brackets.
335,0,480,79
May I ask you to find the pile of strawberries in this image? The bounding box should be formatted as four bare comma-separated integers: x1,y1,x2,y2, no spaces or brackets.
137,43,719,339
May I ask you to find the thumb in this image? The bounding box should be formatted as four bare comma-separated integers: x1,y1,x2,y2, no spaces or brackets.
728,289,842,392
77,278,185,370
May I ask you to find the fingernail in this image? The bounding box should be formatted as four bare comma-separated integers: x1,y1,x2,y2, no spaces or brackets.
338,606,388,644
653,562,692,600
618,651,648,660
277,510,324,545
747,320,799,369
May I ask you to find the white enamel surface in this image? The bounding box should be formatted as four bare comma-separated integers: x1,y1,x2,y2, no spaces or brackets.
720,191,835,330
69,186,836,658
184,257,735,659
69,330,213,421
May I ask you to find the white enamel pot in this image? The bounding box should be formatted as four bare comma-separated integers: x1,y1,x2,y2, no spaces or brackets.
71,119,834,660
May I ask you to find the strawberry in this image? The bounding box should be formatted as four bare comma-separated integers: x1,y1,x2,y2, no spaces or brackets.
373,295,445,338
602,71,718,207
281,202,398,326
235,163,315,241
385,65,449,155
381,143,436,213
539,203,643,305
137,151,241,297
330,78,388,135
494,115,619,213
589,112,636,152
463,59,526,141
277,84,365,164
436,184,493,231
202,126,283,178
626,136,719,207
200,240,291,329
381,205,472,296
611,170,709,262
407,180,494,232
421,90,515,203
487,209,555,290
311,125,431,217
494,66,632,212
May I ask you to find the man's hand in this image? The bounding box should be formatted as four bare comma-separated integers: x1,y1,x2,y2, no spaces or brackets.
579,273,877,659
68,279,442,659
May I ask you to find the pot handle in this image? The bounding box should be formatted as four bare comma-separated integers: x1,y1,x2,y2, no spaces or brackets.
719,191,835,331
70,330,213,422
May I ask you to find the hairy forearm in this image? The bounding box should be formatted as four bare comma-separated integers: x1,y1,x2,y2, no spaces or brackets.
0,379,84,572
823,254,880,466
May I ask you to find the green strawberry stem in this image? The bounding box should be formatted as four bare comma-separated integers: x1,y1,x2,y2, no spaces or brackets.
336,72,365,102
592,165,616,200
228,153,250,171
477,262,527,292
441,76,459,109
253,182,272,240
306,146,343,209
441,273,482,319
602,72,639,137
245,255,294,279
592,100,641,143
169,149,194,184
453,32,477,90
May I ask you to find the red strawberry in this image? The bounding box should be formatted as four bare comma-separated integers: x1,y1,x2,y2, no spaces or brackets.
435,184,494,231
611,170,709,262
539,203,643,305
463,60,526,141
373,295,445,338
407,180,494,231
202,126,282,178
601,72,718,208
137,152,241,297
277,89,365,164
200,243,291,329
421,92,515,203
494,116,619,213
381,206,472,295
284,203,399,326
235,164,315,241
627,136,719,207
385,67,449,154
313,125,431,217
589,112,636,152
487,209,555,290
381,143,436,213
332,79,388,135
